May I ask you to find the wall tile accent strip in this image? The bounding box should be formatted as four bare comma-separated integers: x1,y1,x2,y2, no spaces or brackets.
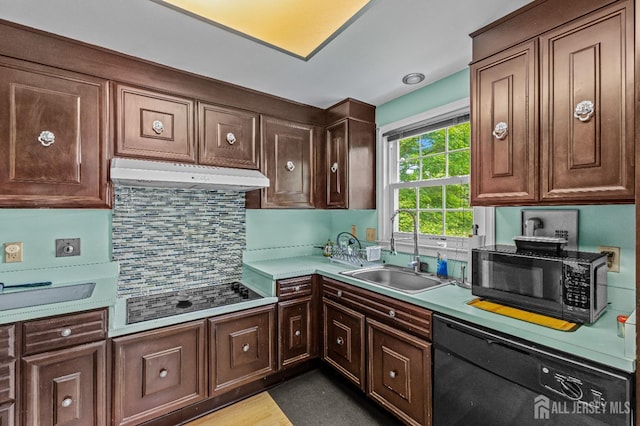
112,186,246,297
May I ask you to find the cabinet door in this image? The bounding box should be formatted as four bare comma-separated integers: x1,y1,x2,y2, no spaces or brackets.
322,297,365,391
0,403,15,426
0,58,109,208
198,103,259,169
261,117,315,208
22,340,106,426
326,120,348,208
540,3,634,201
208,304,276,397
278,296,313,368
367,319,431,426
470,40,538,205
112,321,206,426
114,84,195,162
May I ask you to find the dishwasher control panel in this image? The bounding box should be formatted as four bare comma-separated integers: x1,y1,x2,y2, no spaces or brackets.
540,365,605,406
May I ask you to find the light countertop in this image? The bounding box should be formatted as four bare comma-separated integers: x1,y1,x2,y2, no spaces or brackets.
243,255,636,373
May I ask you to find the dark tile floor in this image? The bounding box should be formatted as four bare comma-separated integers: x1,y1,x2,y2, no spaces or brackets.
269,367,403,426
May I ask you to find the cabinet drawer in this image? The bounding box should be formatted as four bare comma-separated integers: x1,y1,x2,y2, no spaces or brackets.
115,84,195,162
0,361,15,404
22,309,107,356
0,325,16,361
208,304,276,397
322,277,432,340
112,320,207,426
277,276,313,300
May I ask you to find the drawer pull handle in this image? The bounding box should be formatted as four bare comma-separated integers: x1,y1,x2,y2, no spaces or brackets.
294,285,301,292
336,290,343,298
60,328,72,337
389,370,397,379
243,343,250,352
336,337,344,345
331,162,338,173
152,120,164,135
61,397,73,408
159,368,168,378
388,310,396,318
226,132,237,145
285,161,295,172
492,122,508,140
38,130,56,147
574,100,594,122
295,330,301,337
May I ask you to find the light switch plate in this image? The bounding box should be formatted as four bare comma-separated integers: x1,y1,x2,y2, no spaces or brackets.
56,238,81,257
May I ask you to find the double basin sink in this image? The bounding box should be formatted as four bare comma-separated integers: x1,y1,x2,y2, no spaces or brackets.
340,264,452,294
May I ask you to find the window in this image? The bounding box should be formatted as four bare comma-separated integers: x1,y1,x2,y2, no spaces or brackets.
378,98,493,259
394,120,471,237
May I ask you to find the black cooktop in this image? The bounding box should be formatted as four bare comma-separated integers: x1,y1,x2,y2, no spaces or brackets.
126,282,262,324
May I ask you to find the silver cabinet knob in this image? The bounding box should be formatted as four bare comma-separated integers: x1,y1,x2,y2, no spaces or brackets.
336,290,343,298
389,370,397,379
60,328,72,337
331,162,338,173
38,130,55,147
294,285,301,292
226,132,236,145
159,368,168,378
61,397,73,408
152,120,164,135
285,161,295,172
336,337,344,345
574,100,594,122
492,122,508,140
295,330,301,337
389,310,396,318
243,343,250,352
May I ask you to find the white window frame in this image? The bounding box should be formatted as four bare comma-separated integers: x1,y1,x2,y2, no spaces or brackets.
377,98,494,262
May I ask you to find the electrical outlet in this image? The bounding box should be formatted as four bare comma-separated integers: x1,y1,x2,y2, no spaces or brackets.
366,228,377,242
599,246,620,272
351,225,357,237
4,242,23,263
56,238,81,257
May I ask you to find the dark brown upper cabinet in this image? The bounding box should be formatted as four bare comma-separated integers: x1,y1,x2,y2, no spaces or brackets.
470,40,538,205
470,0,634,206
198,103,259,170
0,57,110,208
324,99,376,209
255,116,317,209
114,83,196,163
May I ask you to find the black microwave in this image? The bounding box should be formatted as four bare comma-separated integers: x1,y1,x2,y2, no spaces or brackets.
472,245,608,324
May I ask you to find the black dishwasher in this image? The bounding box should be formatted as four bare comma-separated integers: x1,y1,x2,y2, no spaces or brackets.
433,314,634,426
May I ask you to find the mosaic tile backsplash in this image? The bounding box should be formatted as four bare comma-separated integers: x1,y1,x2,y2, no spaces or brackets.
112,186,246,298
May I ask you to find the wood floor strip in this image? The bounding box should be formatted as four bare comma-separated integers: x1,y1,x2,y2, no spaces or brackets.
185,392,293,426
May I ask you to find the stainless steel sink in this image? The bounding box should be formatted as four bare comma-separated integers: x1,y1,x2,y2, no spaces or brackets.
340,265,451,294
0,282,96,310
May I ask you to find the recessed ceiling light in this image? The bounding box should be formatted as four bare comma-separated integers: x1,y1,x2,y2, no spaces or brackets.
155,0,373,60
402,73,425,85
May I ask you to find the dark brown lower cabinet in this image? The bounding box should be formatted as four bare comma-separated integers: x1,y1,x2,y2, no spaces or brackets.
278,296,314,368
22,340,107,426
0,403,14,426
322,297,365,391
208,304,276,397
112,320,207,426
367,318,431,426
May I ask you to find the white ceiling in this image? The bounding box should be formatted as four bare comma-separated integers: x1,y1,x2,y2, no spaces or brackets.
0,0,533,109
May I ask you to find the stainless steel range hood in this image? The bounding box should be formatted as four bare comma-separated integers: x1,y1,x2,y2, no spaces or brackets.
110,158,269,191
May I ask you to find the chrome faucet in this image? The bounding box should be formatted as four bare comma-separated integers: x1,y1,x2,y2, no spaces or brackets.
390,209,421,273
